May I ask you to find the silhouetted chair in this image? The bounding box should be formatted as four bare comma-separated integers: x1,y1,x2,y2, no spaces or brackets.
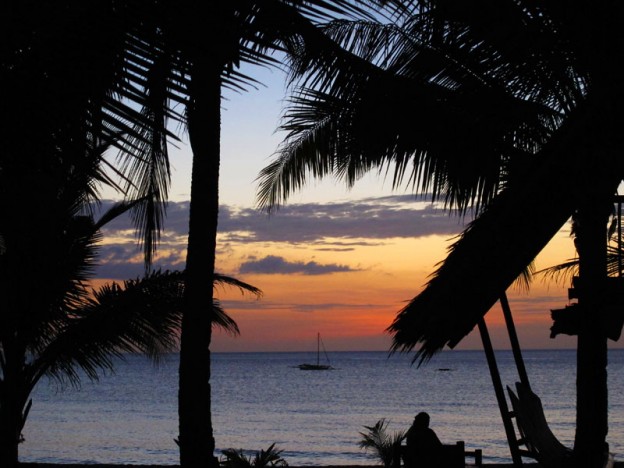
507,382,572,468
393,440,482,468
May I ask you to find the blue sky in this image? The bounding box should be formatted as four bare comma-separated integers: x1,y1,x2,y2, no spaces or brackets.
163,62,403,207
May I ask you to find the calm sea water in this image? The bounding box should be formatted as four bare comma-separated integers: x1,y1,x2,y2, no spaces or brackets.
20,349,624,465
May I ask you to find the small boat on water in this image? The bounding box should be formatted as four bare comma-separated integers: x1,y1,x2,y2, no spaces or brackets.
297,333,333,370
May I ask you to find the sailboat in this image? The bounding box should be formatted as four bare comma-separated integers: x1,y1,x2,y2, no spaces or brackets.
297,333,333,370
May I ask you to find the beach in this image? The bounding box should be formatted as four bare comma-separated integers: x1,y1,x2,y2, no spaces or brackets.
16,463,624,468
20,463,624,468
17,464,536,467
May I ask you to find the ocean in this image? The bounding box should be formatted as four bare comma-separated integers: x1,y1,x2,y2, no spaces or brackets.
20,349,624,466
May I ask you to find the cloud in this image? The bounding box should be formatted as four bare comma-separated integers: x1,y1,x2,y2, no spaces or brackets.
98,195,466,243
239,255,356,275
94,244,186,279
92,196,467,279
219,195,467,243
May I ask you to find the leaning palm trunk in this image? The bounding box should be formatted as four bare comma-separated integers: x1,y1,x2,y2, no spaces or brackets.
388,90,624,467
178,57,222,467
389,91,624,359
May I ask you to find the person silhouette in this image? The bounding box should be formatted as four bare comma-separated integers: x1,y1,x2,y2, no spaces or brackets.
404,412,443,467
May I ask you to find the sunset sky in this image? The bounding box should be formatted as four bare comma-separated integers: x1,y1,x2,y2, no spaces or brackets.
98,63,622,356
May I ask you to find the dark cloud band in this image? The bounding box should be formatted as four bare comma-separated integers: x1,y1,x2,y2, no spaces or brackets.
94,196,466,279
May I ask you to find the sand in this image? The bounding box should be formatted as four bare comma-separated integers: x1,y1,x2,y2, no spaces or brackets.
15,462,624,467
15,463,538,467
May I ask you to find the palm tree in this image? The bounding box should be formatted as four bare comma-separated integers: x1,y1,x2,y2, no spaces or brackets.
4,3,333,466
0,149,260,465
97,2,393,466
0,122,261,466
0,246,258,466
1,7,175,464
256,3,624,466
0,180,179,466
2,8,272,464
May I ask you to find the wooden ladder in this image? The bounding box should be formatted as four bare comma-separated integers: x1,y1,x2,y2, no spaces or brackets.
478,293,531,467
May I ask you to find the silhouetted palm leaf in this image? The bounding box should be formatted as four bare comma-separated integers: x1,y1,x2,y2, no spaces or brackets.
359,418,405,468
221,443,288,468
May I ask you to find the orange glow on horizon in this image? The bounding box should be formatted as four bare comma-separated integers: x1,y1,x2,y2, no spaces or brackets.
91,218,624,353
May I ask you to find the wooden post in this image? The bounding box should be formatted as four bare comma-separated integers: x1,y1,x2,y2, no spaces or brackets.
617,196,623,277
500,292,531,390
478,318,524,467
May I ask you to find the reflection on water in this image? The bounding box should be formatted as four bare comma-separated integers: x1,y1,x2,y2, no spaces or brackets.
21,349,624,465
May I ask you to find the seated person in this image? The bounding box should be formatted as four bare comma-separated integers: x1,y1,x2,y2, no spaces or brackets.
404,412,443,467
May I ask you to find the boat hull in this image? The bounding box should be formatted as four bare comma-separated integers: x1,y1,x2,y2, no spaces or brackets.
297,364,332,370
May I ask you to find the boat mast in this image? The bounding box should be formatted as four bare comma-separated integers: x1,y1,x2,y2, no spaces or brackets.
317,332,320,366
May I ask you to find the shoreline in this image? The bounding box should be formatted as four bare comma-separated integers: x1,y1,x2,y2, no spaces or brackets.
16,463,624,468
15,462,624,467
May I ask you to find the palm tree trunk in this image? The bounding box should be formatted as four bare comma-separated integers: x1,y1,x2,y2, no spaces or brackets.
0,394,21,468
178,57,221,468
573,197,611,468
0,349,27,468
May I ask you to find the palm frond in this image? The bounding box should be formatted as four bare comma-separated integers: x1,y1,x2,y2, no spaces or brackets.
212,300,240,336
221,443,288,468
535,259,579,286
511,262,536,293
30,270,185,388
258,5,567,214
221,448,254,468
212,272,263,335
253,443,288,467
26,268,262,387
359,418,405,467
214,273,263,298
